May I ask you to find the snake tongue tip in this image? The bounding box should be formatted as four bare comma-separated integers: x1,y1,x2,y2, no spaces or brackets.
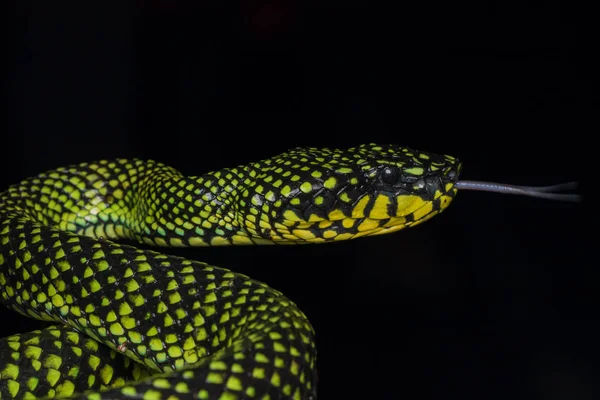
455,180,583,203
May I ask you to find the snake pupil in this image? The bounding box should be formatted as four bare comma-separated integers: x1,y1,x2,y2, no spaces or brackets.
380,166,399,185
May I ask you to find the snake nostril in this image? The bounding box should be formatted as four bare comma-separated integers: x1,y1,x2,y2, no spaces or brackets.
424,175,443,197
413,178,426,189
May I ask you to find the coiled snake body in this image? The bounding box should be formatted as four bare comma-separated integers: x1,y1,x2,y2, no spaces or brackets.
1,143,547,399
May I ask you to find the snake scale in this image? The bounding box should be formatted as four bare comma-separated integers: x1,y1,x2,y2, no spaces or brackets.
0,143,579,399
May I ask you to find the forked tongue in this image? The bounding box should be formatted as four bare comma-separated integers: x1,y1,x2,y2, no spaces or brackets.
455,181,582,202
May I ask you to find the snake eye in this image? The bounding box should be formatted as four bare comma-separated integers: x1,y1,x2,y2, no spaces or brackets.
380,166,399,185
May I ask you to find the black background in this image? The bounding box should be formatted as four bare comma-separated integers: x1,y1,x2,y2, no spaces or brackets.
4,2,594,399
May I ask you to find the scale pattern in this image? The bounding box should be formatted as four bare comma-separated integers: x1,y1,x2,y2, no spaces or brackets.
0,144,461,399
0,325,153,398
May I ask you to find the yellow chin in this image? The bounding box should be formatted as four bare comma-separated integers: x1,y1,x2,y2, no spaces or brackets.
262,184,458,244
346,186,458,239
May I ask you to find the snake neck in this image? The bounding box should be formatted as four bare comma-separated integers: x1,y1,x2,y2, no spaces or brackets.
0,159,256,247
130,166,256,247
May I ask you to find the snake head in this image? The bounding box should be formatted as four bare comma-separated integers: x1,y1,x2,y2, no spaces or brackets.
242,143,462,243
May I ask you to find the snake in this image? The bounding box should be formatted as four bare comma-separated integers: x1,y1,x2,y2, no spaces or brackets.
0,143,580,400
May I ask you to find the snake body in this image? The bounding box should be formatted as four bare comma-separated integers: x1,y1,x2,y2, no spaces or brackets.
0,144,460,399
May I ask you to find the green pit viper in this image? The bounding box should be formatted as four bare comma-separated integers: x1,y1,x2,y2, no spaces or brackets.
0,143,580,400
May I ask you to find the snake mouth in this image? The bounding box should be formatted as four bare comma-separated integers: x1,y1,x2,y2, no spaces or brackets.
262,182,460,244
